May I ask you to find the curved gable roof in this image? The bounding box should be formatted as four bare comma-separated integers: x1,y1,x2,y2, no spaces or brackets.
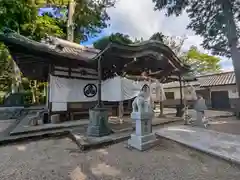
0,30,191,80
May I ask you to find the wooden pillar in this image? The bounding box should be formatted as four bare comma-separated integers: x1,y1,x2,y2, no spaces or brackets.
176,74,184,117
148,78,154,109
48,64,52,123
179,75,183,106
97,56,103,107
183,81,188,124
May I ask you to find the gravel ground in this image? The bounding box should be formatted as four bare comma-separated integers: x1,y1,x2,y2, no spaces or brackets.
0,137,240,180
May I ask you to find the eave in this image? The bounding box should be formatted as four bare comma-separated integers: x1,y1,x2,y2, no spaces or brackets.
90,41,190,79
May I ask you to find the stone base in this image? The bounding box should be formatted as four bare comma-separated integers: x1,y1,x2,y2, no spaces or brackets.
87,107,112,137
127,133,157,151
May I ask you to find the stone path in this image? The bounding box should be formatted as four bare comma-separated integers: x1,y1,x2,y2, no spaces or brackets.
156,125,240,165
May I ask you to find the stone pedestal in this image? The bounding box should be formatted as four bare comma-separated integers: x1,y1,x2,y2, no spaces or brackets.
87,108,111,137
128,112,157,151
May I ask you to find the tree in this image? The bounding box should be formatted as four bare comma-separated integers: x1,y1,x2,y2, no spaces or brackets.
183,46,221,75
149,32,165,42
0,0,37,33
150,32,221,74
152,0,240,94
1,0,117,41
163,35,187,56
150,32,186,55
0,0,66,95
21,14,66,41
93,33,133,50
32,0,116,42
0,43,13,92
0,0,116,103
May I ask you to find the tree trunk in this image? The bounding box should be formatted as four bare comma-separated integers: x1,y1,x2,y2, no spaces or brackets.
221,0,240,91
220,0,240,116
67,0,75,42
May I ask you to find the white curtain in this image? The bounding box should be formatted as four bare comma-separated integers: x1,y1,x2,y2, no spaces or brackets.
49,75,147,103
49,75,98,102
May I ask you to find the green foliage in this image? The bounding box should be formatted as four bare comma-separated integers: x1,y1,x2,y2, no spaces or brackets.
152,0,240,57
0,0,116,42
0,0,115,96
32,0,117,42
0,0,38,33
21,15,66,41
149,32,165,42
0,0,65,40
93,33,133,50
0,43,13,92
182,46,221,74
73,0,115,42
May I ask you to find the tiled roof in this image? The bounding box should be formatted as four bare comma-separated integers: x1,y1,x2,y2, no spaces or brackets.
0,31,100,62
41,36,99,60
163,81,200,88
164,71,236,89
197,71,235,87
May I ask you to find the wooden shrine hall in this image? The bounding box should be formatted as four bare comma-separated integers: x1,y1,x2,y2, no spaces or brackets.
0,29,194,123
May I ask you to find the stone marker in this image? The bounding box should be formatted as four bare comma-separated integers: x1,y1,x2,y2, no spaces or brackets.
127,84,157,151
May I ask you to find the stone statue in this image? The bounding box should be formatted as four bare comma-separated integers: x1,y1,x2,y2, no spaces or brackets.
132,84,153,113
127,84,157,151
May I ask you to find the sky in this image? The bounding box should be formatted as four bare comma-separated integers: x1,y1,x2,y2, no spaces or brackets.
81,0,233,72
